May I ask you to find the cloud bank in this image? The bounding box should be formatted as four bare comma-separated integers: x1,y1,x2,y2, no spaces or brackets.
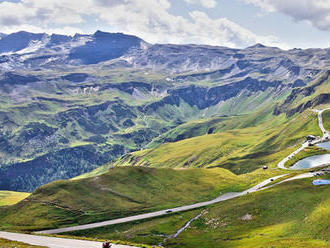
0,0,287,48
183,0,217,9
245,0,330,31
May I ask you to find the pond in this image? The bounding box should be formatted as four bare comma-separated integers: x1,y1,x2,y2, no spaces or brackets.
316,142,330,150
290,153,330,170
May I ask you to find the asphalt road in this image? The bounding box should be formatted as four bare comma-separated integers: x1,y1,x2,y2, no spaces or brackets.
0,231,136,248
317,108,330,137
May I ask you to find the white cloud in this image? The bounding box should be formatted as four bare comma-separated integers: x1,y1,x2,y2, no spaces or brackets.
244,0,330,30
0,0,287,48
183,0,217,8
0,0,85,27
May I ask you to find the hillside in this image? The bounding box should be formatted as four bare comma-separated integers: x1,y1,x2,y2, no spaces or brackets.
0,191,30,206
0,70,329,247
323,109,330,130
1,30,330,192
115,109,321,174
0,103,327,232
65,175,330,248
0,167,281,232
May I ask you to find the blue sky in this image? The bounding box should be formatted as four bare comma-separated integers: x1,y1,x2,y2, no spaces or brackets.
0,0,329,49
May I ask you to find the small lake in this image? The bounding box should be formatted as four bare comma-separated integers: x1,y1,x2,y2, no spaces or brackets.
316,142,330,150
290,153,330,170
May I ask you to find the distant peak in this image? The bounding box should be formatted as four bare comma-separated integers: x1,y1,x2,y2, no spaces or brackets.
247,43,267,49
11,30,45,36
93,30,122,36
93,30,132,38
94,30,107,36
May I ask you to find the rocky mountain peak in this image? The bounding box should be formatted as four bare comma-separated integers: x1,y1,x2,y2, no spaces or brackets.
0,31,47,53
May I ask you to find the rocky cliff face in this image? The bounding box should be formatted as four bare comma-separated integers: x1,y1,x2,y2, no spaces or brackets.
274,70,330,116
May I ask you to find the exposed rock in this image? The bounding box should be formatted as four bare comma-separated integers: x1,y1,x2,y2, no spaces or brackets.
0,72,39,85
68,31,147,64
62,73,89,82
240,214,253,221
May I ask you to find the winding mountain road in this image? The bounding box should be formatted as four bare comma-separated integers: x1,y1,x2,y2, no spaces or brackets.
278,108,330,170
316,108,330,137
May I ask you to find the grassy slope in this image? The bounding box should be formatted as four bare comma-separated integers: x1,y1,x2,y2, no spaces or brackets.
146,104,281,149
116,110,322,174
323,109,330,131
66,175,330,248
0,238,46,248
77,108,279,178
0,191,30,206
0,167,277,232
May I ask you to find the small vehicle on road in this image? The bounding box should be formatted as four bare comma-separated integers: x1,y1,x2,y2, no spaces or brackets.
102,241,112,248
166,210,173,213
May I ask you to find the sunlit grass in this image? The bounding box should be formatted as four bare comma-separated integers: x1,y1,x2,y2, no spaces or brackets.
0,191,30,206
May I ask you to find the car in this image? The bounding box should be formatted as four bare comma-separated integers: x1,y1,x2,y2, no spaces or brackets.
166,210,173,213
270,179,274,182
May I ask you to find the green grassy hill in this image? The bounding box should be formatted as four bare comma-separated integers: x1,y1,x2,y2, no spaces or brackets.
0,100,328,248
0,166,282,232
323,109,330,130
115,109,321,174
64,175,330,248
0,109,322,233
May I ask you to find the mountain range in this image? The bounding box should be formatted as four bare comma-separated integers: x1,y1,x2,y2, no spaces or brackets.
0,30,330,191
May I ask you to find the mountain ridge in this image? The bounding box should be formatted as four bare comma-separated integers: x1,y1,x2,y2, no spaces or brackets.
0,30,328,79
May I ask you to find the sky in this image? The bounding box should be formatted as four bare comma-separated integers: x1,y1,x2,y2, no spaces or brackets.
0,0,329,49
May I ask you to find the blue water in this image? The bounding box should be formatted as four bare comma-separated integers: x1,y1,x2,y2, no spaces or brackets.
313,180,330,185
290,154,330,170
316,142,330,150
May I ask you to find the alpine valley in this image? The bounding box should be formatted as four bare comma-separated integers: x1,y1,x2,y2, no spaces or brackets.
0,30,329,248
